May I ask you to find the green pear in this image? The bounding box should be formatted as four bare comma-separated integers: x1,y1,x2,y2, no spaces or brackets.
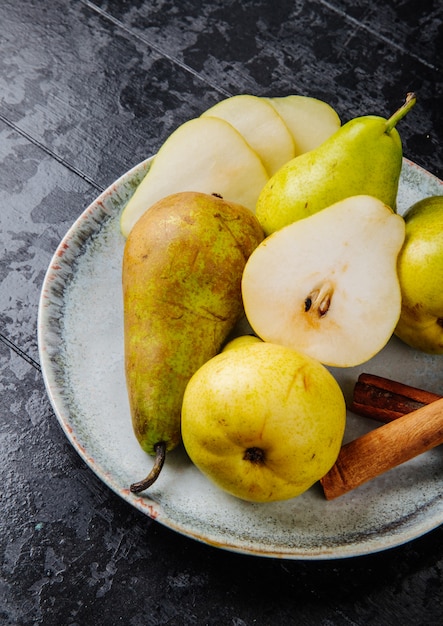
181,342,346,502
264,95,341,155
256,93,416,235
395,195,443,354
201,94,295,176
242,195,405,367
123,191,264,492
120,116,269,237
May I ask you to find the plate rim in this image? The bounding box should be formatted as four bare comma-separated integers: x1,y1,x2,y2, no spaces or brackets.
37,156,443,560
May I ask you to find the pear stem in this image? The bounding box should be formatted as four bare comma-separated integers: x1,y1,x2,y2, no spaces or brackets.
385,92,416,134
130,441,167,494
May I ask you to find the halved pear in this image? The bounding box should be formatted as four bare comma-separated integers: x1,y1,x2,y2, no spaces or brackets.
242,195,406,367
120,116,269,238
201,95,295,176
265,95,341,155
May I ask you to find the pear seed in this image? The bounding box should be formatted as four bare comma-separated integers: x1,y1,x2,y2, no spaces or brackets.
305,282,333,318
318,294,331,316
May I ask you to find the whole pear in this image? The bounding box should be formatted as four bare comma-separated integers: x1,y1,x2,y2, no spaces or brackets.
181,342,346,503
395,195,443,354
123,191,264,492
256,93,416,235
221,334,262,351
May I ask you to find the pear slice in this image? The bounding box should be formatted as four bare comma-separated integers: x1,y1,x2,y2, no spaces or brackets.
120,116,269,238
201,95,295,176
265,95,341,155
242,195,406,367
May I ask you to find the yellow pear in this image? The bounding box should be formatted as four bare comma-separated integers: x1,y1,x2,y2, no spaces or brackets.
395,195,443,354
181,342,346,503
221,334,262,351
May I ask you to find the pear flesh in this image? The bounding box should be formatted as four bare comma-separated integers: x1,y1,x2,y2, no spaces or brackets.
120,93,344,238
120,116,269,238
201,94,295,176
265,95,341,155
256,94,416,235
123,191,264,491
395,195,443,354
242,195,406,367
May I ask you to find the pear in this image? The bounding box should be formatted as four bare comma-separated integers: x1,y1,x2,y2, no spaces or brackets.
395,195,443,354
221,334,262,351
120,116,269,237
242,195,405,367
256,93,416,235
264,94,341,155
123,191,264,492
181,342,346,502
201,94,295,176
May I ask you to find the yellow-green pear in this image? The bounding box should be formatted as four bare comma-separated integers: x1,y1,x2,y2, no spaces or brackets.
395,195,443,354
120,116,268,237
123,191,264,492
242,195,405,367
181,342,346,503
256,93,416,235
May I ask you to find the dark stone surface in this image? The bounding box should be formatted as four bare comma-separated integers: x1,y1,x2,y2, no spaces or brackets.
1,1,442,624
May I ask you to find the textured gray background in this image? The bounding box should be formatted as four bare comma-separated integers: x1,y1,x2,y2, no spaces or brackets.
1,1,442,624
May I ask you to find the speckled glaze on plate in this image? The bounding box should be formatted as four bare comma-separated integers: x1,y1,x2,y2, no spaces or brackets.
38,158,443,559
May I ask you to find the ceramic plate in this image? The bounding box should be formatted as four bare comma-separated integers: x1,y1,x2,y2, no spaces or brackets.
38,157,443,559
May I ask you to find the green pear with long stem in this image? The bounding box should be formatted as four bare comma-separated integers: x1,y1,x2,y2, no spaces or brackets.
256,93,416,235
123,191,264,493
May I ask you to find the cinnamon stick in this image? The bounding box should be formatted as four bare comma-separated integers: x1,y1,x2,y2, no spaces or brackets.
351,372,442,422
321,396,443,500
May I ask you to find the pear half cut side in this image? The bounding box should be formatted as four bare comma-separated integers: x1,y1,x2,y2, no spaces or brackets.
242,195,406,367
120,116,269,238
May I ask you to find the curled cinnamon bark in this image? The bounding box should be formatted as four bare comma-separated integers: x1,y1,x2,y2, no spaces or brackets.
351,372,441,422
320,373,443,500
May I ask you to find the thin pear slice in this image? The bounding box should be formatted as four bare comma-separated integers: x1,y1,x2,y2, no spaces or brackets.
120,116,269,238
265,95,341,155
201,95,295,176
242,195,406,367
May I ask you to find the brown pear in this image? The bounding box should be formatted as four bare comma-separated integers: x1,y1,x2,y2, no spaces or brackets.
123,191,264,492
